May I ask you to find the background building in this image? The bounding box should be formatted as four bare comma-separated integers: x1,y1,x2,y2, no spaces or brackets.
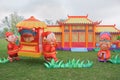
45,15,120,48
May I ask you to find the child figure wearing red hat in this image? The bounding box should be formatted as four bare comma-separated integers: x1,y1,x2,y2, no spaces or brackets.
5,32,20,62
97,32,111,62
42,31,58,61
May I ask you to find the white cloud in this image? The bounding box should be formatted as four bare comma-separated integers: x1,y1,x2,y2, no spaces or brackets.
0,0,120,29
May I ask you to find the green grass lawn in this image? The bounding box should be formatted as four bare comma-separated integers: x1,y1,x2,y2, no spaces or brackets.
0,39,120,80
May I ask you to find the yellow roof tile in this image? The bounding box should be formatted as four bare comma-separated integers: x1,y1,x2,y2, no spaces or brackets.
96,26,119,32
16,16,47,29
65,18,92,24
44,26,62,32
64,16,92,24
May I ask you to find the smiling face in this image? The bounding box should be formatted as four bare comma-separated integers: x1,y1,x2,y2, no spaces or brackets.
6,34,18,43
19,29,36,43
99,36,111,50
100,41,111,50
22,33,34,42
42,32,56,44
46,33,56,42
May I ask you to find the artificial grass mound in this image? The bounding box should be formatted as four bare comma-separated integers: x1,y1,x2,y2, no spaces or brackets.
44,59,93,68
109,54,120,64
112,49,120,53
93,48,100,52
0,57,9,63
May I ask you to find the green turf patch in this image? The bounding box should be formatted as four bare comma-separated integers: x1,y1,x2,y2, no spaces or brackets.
0,39,120,80
93,48,100,52
0,57,9,63
109,54,120,64
44,59,93,68
113,49,120,53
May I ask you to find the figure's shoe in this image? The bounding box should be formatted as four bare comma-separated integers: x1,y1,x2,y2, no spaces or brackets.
45,57,50,62
98,58,107,62
15,57,20,61
54,58,58,62
9,59,13,62
8,57,13,62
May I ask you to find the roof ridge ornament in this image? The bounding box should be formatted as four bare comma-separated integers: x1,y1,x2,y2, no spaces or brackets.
68,15,88,18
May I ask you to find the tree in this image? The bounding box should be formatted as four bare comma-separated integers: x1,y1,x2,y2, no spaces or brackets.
0,31,3,38
0,27,9,38
55,19,66,24
44,19,54,25
117,36,120,40
1,12,24,35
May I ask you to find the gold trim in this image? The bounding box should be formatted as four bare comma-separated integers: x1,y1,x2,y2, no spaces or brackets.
21,46,36,51
18,51,42,58
21,42,38,46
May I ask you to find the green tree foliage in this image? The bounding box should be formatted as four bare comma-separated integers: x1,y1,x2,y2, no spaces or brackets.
0,27,9,38
0,31,4,38
56,19,66,24
44,19,54,25
117,36,120,40
1,12,24,36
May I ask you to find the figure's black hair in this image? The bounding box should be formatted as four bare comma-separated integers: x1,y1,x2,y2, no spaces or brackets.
19,29,36,36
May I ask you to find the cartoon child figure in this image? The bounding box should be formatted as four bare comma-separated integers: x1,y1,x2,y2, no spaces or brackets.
97,32,111,62
42,31,58,61
19,29,36,43
5,32,20,62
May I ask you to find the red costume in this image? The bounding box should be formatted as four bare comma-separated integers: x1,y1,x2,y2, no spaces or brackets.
97,50,111,61
42,32,58,61
7,42,19,57
5,32,20,62
97,32,111,62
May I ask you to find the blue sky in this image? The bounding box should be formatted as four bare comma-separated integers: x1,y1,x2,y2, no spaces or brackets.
0,0,120,29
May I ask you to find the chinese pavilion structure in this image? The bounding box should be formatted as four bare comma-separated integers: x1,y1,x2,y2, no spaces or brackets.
45,15,120,48
16,16,47,57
